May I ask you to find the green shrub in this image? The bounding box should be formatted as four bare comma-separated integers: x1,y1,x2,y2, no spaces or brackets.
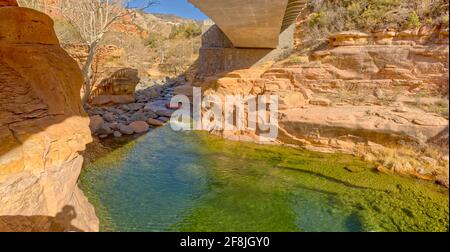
169,22,202,39
145,32,164,48
308,12,324,27
406,11,421,29
298,0,448,53
347,2,363,20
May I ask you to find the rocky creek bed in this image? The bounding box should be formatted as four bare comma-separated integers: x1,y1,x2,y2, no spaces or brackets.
85,80,179,139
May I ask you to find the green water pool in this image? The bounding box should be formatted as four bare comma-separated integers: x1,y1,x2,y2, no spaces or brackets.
79,127,449,232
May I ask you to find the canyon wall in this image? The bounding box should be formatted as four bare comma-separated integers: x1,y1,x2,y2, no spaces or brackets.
188,27,449,187
0,1,98,231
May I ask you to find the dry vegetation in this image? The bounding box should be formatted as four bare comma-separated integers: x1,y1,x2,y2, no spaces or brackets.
17,0,203,102
299,0,449,52
18,0,159,103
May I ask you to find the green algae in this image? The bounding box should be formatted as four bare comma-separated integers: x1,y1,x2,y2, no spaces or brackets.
190,135,449,232
80,127,449,232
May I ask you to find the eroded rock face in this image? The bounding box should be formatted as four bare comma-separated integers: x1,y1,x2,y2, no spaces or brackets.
0,4,98,231
89,68,140,106
329,31,369,47
329,27,449,47
198,68,310,110
196,28,449,185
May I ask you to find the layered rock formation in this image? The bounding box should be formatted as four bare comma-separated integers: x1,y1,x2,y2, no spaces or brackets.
0,0,16,7
189,27,449,186
90,68,140,106
0,2,98,231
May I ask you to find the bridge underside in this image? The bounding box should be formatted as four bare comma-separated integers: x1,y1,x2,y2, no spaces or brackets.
189,0,306,49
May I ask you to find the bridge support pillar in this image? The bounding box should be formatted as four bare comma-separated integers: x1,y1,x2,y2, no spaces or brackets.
197,23,295,77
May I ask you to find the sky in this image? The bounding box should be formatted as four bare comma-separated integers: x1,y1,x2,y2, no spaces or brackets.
132,0,208,20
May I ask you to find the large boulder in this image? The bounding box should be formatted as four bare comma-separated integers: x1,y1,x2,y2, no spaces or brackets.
97,68,140,95
130,121,149,134
0,5,98,231
90,94,135,106
89,68,140,106
0,4,59,45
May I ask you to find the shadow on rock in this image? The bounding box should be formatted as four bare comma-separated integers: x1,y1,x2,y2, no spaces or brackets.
0,205,84,232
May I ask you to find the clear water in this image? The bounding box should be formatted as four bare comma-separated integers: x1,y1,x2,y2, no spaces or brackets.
79,127,449,232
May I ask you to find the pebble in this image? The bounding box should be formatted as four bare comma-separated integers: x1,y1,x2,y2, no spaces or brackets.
158,117,170,123
97,124,113,135
156,110,173,117
110,122,119,131
102,112,116,122
129,111,148,122
130,121,150,134
147,118,164,127
118,124,134,135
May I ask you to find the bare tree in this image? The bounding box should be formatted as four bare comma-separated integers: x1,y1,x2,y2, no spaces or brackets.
58,0,158,103
17,0,51,10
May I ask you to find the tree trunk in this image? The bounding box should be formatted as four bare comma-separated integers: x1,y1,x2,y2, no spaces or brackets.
81,41,98,104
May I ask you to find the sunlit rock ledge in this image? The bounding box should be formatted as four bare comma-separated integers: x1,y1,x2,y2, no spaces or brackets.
0,1,98,232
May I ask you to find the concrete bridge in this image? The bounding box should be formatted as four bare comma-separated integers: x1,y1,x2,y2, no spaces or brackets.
189,0,307,49
189,0,307,76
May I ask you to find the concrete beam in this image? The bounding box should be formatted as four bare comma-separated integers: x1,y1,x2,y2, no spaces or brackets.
282,0,308,31
190,0,294,49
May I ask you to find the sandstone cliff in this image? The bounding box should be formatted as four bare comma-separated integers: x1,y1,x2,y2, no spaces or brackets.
0,1,98,231
186,27,449,186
